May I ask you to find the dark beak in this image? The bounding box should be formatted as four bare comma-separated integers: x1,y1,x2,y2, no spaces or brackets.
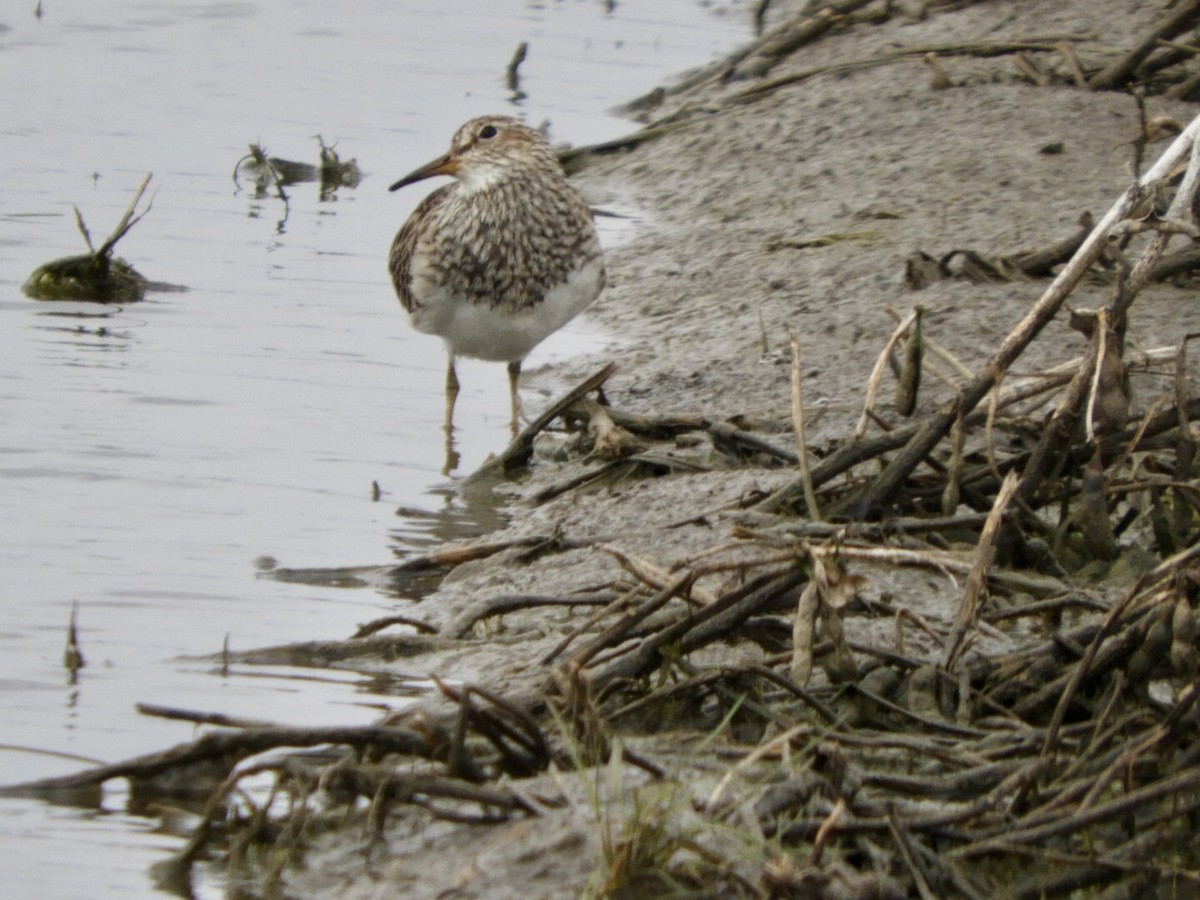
388,153,459,192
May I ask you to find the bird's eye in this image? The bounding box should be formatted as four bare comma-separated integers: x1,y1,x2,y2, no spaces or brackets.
479,124,498,140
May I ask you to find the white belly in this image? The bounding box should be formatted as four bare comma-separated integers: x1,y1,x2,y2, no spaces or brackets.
409,255,603,362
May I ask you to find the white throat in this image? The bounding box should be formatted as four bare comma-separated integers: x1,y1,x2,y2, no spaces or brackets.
456,164,506,195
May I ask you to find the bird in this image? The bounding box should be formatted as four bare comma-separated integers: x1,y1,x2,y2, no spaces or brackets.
388,115,605,440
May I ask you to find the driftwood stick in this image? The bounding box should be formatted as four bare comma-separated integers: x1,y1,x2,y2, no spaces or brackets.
944,470,1020,670
1017,325,1100,504
1173,334,1199,543
1087,0,1200,92
757,345,1187,515
956,767,1200,857
555,571,694,672
1042,539,1200,754
0,725,434,798
1121,123,1200,313
942,411,965,514
505,41,528,92
471,362,618,479
1009,212,1093,277
351,614,438,638
135,703,278,729
894,306,924,417
587,567,807,693
602,407,711,438
1056,40,1088,87
731,0,877,79
596,543,718,606
384,535,564,574
755,425,914,513
726,36,1091,107
709,421,798,465
1083,309,1112,444
540,588,643,666
442,593,617,640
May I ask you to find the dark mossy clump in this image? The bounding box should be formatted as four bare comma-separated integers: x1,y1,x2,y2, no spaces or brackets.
23,252,148,304
23,173,154,304
234,137,361,201
317,136,362,196
234,143,317,188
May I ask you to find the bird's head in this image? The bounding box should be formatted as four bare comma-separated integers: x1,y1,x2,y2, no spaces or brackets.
389,116,554,195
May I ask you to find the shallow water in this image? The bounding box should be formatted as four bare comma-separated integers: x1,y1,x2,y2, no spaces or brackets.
0,0,753,895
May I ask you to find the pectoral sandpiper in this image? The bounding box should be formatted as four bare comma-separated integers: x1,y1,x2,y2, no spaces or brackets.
388,115,605,436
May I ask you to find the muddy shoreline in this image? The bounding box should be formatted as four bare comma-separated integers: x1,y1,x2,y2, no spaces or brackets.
255,1,1200,892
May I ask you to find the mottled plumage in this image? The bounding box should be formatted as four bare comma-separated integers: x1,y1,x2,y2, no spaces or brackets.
388,116,605,433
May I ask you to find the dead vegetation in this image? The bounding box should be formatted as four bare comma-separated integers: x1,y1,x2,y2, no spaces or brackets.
233,136,362,203
22,173,154,304
10,108,1200,894
579,0,1200,167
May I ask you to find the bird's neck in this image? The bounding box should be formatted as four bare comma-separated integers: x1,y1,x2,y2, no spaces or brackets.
456,164,511,195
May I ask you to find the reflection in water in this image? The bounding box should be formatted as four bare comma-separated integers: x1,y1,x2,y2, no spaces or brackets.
443,425,461,475
391,482,507,556
259,479,510,601
234,135,363,235
30,305,139,365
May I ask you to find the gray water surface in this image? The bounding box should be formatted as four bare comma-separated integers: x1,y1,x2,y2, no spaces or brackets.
0,2,752,895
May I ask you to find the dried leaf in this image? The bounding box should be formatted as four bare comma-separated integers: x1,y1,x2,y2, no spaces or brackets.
1170,592,1198,678
820,606,858,685
791,580,819,687
1076,451,1118,561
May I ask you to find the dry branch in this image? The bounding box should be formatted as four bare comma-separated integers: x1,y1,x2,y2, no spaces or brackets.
849,113,1200,518
1087,0,1200,91
944,470,1020,670
471,362,618,478
1,724,434,799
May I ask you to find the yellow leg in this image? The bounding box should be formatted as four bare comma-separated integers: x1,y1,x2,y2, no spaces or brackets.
442,357,461,474
444,357,461,428
507,359,522,435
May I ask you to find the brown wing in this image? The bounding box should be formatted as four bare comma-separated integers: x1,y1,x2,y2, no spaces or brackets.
388,184,453,314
